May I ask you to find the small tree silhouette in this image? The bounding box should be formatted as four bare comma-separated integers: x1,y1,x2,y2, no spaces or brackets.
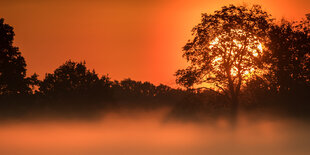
175,5,272,116
39,60,101,98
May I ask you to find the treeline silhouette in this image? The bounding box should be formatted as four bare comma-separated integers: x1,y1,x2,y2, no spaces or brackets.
0,6,309,120
1,60,222,119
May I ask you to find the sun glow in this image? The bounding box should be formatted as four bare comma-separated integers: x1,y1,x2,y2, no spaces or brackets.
209,29,263,78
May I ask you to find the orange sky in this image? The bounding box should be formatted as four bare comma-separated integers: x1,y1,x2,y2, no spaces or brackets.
0,0,309,86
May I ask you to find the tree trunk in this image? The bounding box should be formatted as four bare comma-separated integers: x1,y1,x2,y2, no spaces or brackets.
226,68,240,127
231,93,239,126
228,81,239,127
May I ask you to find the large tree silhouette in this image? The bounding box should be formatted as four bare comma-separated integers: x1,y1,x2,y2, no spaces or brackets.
0,18,34,95
175,5,272,114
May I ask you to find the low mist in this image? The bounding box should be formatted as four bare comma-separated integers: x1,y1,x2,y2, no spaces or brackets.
0,107,310,155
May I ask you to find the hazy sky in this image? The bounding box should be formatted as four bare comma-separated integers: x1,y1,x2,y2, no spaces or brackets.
0,0,309,86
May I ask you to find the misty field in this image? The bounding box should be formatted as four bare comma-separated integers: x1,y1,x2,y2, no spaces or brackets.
0,106,310,155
